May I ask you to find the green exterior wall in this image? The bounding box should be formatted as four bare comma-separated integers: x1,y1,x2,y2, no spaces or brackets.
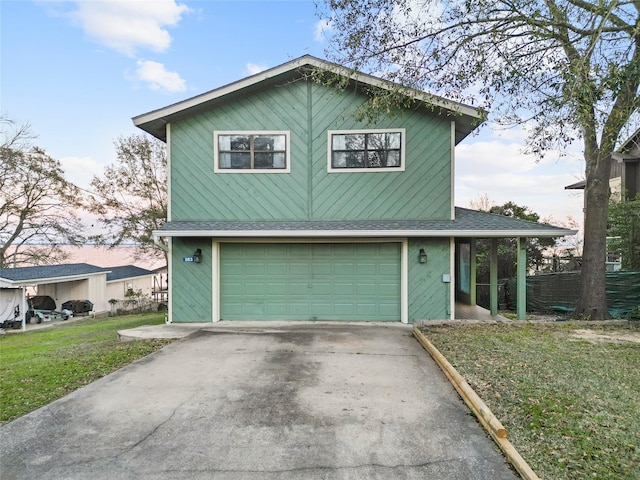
166,76,457,323
408,238,451,321
171,238,212,323
169,78,452,223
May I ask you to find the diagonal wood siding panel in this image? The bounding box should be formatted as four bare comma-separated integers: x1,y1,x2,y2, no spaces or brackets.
309,84,452,221
171,238,212,322
169,78,453,222
171,82,310,221
408,238,451,320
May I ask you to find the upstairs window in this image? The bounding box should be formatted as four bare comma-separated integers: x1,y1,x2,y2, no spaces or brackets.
328,129,405,172
214,131,290,173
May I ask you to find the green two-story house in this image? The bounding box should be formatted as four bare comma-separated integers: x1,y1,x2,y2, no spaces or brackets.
134,56,572,323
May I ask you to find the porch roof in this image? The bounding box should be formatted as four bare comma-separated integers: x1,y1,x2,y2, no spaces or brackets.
153,207,575,239
0,263,109,287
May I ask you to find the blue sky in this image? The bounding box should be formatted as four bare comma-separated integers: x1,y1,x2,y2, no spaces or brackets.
1,0,585,233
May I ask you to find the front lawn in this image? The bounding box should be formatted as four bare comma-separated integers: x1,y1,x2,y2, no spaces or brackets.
0,313,174,425
422,322,640,480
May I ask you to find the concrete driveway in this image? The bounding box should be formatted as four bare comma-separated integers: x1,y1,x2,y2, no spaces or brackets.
0,323,518,479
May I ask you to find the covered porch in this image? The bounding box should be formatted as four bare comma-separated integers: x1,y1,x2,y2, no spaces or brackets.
454,302,511,322
454,237,529,321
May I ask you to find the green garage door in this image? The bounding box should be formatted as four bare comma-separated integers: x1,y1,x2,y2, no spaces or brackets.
220,243,401,321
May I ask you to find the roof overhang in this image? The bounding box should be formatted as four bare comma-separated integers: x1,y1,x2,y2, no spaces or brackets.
619,127,640,153
152,209,576,241
565,180,586,190
0,271,109,288
612,152,640,162
133,55,484,145
106,274,154,284
153,228,574,239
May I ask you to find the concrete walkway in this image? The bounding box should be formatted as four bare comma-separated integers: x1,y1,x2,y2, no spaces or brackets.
0,323,519,480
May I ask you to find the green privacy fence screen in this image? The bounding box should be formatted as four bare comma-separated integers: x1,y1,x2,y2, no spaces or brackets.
504,271,640,318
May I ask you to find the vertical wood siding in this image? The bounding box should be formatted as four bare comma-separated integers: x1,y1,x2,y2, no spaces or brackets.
170,78,452,222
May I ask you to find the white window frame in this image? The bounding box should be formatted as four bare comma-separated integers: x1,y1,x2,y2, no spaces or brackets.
327,128,406,173
214,130,291,174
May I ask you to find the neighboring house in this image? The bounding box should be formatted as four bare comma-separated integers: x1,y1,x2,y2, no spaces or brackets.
565,128,640,271
134,55,573,323
565,128,640,200
0,264,155,326
105,265,155,301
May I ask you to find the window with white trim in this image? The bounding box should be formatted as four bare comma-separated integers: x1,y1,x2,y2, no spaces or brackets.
328,129,405,172
214,131,290,173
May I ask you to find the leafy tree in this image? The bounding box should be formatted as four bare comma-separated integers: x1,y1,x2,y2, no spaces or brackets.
0,117,84,268
607,193,640,270
320,0,640,319
88,134,168,266
474,201,557,281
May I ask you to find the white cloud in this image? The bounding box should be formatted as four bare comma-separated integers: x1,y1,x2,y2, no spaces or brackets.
246,63,268,75
136,60,186,93
456,141,535,175
59,155,105,190
314,18,333,42
69,0,190,56
455,130,585,228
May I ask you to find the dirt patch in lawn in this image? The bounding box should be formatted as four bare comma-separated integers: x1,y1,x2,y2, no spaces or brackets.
569,328,640,344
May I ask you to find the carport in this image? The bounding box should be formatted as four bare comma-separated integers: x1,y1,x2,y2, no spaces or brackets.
0,264,110,330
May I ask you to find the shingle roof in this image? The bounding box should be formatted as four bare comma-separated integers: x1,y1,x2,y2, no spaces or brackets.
153,207,575,238
0,264,158,285
105,265,155,282
0,263,108,283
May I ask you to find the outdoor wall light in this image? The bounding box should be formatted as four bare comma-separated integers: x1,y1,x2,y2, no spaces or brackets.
193,248,202,264
418,248,427,264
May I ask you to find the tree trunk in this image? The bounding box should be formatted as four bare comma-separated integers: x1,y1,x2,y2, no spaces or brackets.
575,152,610,320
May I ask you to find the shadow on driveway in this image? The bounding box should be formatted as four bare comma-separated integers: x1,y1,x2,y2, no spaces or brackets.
0,323,519,479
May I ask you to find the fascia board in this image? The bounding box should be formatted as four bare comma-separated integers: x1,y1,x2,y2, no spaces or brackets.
133,56,483,128
4,271,110,286
106,274,154,284
153,228,576,238
133,60,302,127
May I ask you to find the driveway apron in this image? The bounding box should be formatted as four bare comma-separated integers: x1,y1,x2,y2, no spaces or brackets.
0,324,519,479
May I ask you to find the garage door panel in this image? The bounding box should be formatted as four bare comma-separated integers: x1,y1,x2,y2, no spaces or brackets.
356,304,377,316
379,264,399,275
220,243,400,321
244,263,266,274
266,303,286,314
289,283,309,295
311,302,332,314
379,304,399,316
334,263,355,275
267,283,287,295
333,282,355,295
311,283,331,295
290,303,311,315
289,263,310,275
244,302,266,315
311,262,332,275
333,303,355,316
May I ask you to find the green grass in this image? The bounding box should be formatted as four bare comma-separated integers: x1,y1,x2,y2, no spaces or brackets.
0,313,174,425
422,322,640,480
